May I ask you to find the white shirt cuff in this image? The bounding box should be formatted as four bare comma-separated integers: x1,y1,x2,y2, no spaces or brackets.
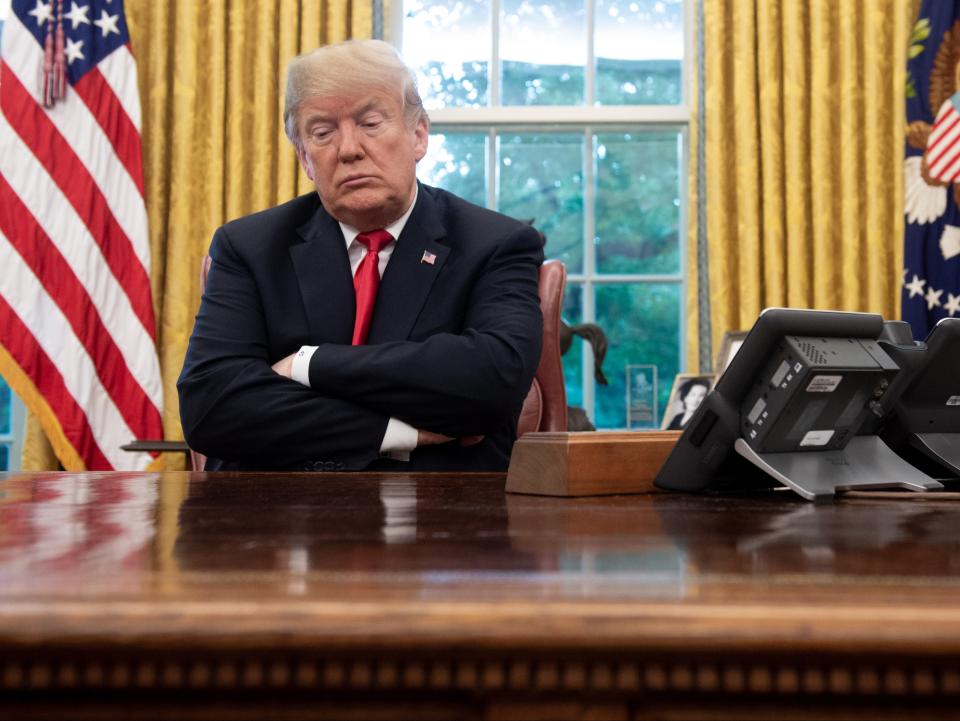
380,417,418,461
291,345,318,386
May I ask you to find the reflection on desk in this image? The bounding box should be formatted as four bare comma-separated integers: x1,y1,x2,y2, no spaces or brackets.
2,471,960,720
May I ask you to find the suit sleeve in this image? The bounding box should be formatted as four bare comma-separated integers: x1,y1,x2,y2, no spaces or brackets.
176,227,389,469
306,223,544,437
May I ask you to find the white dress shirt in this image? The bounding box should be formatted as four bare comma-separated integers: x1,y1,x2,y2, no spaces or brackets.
289,189,420,459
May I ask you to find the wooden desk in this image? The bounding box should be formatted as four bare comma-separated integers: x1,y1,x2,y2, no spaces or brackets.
2,471,960,720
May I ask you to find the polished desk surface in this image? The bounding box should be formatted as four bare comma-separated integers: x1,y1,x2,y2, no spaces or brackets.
3,470,960,720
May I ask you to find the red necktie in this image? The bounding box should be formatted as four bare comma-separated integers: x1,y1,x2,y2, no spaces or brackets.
352,229,394,345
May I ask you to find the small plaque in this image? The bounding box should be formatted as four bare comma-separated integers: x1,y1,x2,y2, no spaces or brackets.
626,364,658,429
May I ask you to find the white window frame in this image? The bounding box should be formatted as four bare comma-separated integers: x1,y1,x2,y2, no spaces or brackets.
389,0,693,425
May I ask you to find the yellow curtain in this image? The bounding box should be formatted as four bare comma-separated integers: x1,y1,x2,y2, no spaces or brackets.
22,0,373,470
689,0,918,371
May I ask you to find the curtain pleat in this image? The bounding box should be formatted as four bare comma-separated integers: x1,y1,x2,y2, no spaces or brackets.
692,0,917,369
22,0,373,470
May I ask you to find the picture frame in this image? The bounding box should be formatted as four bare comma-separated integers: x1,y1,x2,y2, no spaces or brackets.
661,374,715,430
715,330,748,377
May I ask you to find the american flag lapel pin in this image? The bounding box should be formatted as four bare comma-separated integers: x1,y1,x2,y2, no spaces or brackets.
420,250,437,265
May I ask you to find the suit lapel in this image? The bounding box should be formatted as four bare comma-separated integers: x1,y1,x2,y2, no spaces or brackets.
290,206,356,344
368,187,449,344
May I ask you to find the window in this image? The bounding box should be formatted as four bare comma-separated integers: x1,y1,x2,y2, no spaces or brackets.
0,381,10,470
393,0,690,428
0,379,24,472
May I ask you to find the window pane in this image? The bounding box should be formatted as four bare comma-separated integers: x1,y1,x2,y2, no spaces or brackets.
594,282,680,428
561,283,583,410
0,380,9,436
595,131,680,274
0,444,7,472
418,131,487,207
498,132,584,272
403,0,490,109
501,0,586,106
595,0,683,105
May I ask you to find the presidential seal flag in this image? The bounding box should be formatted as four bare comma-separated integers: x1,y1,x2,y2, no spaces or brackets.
0,0,163,470
904,0,960,338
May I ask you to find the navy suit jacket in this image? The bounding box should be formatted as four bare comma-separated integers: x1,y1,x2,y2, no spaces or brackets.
177,183,544,471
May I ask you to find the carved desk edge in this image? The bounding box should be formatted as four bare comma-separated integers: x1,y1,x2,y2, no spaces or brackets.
4,599,960,702
3,636,960,705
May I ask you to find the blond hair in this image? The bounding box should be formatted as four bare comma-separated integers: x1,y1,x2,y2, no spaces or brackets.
283,39,428,148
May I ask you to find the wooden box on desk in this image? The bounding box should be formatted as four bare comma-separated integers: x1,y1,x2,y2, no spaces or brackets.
506,430,681,497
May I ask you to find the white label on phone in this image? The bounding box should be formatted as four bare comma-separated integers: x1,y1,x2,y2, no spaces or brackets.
800,430,834,447
806,375,842,393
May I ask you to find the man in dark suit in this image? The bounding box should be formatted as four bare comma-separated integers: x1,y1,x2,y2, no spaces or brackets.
177,39,543,472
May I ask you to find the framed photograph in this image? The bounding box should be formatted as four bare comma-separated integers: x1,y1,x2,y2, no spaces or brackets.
715,330,748,377
626,364,658,429
661,374,715,430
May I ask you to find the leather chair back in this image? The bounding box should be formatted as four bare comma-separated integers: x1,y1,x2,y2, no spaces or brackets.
516,260,568,437
190,256,567,469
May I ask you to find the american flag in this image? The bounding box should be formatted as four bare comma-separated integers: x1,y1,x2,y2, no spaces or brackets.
0,0,163,470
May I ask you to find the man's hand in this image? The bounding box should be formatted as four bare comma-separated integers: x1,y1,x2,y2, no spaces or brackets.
417,429,454,446
417,430,485,447
271,353,296,379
